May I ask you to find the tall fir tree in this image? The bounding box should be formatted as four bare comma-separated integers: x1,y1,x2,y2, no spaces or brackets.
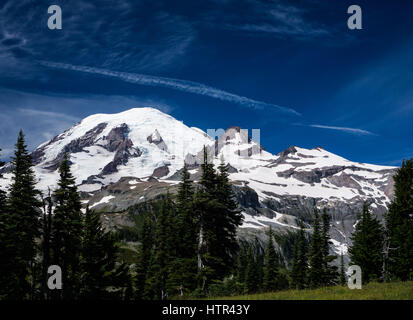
194,147,244,289
194,147,216,289
5,131,42,299
339,253,346,286
167,164,198,296
135,215,153,299
214,158,243,274
244,245,260,294
80,207,130,299
349,203,384,283
290,220,308,289
145,193,174,299
255,239,265,289
0,150,5,211
263,227,279,292
385,159,413,281
0,148,12,299
308,209,324,288
40,190,53,299
236,244,248,285
50,154,83,299
175,163,196,259
320,209,338,286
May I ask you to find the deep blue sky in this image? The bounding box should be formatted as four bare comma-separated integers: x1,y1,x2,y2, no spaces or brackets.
0,0,412,165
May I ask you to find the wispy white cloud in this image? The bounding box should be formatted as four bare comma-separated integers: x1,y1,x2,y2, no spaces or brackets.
309,124,375,136
18,108,80,123
0,1,196,75
39,61,300,115
219,0,330,40
225,23,328,38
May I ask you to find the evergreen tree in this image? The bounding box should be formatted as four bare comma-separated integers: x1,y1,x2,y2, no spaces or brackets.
264,227,279,292
215,158,243,274
349,203,384,283
244,245,260,294
385,159,413,281
339,253,346,286
176,164,196,259
290,220,308,289
80,207,130,299
167,164,198,295
50,154,83,299
308,209,324,288
194,149,243,289
40,190,53,299
194,147,216,289
0,148,11,299
255,241,265,289
5,131,42,299
320,209,338,286
145,193,174,299
135,215,153,299
236,245,248,284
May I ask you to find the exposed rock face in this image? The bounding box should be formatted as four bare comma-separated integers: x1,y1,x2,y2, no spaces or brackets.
99,124,142,175
42,123,108,171
147,129,168,152
147,176,159,182
233,185,260,209
31,126,75,166
151,164,170,178
100,124,131,152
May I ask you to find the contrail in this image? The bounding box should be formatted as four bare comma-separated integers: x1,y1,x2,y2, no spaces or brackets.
39,61,300,115
310,124,375,136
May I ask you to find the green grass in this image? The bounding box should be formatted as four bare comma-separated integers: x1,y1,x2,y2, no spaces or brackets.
211,281,413,300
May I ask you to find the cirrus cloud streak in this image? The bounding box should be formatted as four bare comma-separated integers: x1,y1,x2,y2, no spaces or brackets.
310,124,375,136
39,61,300,116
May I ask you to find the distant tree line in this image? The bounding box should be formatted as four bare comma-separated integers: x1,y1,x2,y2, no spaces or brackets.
287,159,413,290
0,130,412,300
348,159,413,283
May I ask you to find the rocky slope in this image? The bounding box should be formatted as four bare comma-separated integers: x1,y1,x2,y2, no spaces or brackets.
0,107,397,258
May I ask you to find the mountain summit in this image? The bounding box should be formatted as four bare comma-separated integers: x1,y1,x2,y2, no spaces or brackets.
0,107,396,256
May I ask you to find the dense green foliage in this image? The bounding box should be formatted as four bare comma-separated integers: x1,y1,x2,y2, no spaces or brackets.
0,131,41,299
0,132,129,300
308,209,325,288
320,209,338,285
50,154,83,299
80,207,131,299
0,132,412,300
134,148,244,298
290,220,308,289
385,159,413,281
348,203,384,283
263,227,279,292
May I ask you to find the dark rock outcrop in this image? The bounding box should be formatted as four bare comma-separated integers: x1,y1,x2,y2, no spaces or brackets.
147,129,168,152
151,165,170,178
99,124,142,175
43,123,108,171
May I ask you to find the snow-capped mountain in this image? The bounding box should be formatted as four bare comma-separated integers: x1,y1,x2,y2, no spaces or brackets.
2,108,213,192
0,107,397,256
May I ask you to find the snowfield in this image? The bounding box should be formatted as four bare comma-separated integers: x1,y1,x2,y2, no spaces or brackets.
0,107,397,254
